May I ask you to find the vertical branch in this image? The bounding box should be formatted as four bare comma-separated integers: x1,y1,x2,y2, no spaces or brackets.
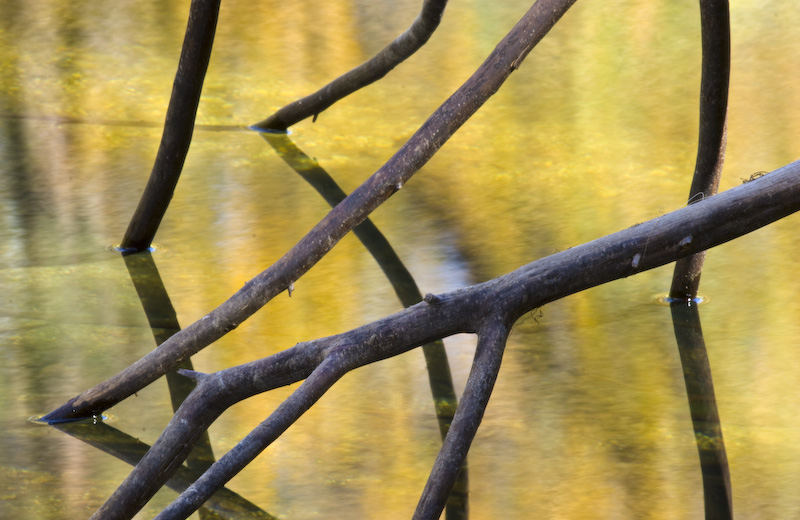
120,0,221,251
668,5,732,518
669,0,730,300
413,319,510,520
252,0,449,131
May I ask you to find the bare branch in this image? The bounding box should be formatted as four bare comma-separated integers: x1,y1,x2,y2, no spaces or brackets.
669,0,730,299
150,349,356,520
91,160,800,518
120,0,221,251
413,318,510,520
43,0,578,423
251,0,449,131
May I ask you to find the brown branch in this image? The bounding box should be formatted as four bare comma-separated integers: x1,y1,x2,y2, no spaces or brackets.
261,132,460,432
90,160,800,518
669,0,730,300
120,0,221,252
42,0,578,424
251,0,449,131
150,349,357,520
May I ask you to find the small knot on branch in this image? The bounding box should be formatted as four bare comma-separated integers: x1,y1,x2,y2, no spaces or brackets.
423,293,442,304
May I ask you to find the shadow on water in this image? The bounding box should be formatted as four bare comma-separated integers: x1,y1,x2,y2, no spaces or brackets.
121,250,276,519
41,249,278,518
260,130,467,519
46,135,467,518
670,300,733,520
52,419,276,520
0,113,248,132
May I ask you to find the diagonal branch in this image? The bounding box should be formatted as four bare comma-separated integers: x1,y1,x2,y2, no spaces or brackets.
413,318,510,520
264,132,467,516
251,0,449,131
54,421,276,519
93,349,354,520
43,0,579,423
89,160,800,518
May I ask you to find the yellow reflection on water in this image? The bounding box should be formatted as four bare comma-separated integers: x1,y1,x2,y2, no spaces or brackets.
2,0,800,518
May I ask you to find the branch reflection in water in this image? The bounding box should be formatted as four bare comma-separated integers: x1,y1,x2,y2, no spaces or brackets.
262,131,467,519
670,300,732,520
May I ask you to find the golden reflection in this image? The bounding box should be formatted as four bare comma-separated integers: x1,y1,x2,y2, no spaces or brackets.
3,0,800,518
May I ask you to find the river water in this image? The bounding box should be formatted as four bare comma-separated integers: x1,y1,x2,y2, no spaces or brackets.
2,1,800,518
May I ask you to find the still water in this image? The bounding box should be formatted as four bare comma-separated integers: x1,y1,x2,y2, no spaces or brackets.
2,0,800,518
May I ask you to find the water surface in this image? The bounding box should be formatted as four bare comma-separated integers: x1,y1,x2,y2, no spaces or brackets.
2,0,800,518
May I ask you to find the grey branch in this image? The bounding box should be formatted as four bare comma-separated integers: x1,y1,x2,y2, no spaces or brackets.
92,160,800,519
43,0,578,424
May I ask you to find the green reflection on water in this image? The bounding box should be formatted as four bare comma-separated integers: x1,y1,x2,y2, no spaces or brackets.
2,0,800,519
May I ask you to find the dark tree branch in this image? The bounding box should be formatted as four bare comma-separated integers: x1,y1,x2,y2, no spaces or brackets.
264,132,467,515
412,318,510,520
667,5,733,517
122,251,217,474
262,132,460,432
43,0,578,424
119,0,221,252
669,0,730,300
150,349,356,520
90,160,800,518
251,0,449,131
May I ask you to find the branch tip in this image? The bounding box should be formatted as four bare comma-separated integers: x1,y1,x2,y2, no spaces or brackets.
177,369,206,382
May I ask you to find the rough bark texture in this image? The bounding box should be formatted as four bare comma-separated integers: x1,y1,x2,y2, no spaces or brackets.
251,0,449,131
669,0,730,300
412,319,510,520
91,160,800,519
41,2,796,518
119,0,220,251
264,132,467,518
43,0,578,424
